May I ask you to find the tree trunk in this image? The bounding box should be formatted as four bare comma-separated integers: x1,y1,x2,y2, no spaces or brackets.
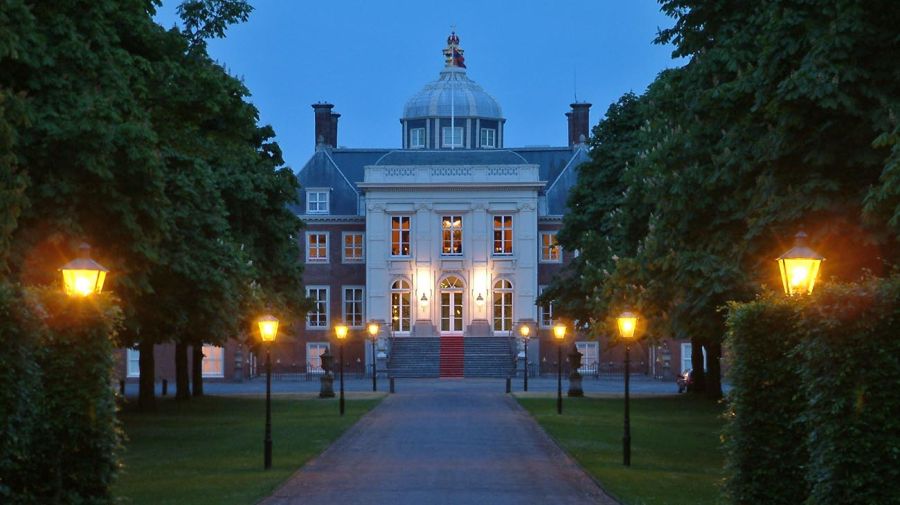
704,340,723,400
687,338,707,394
138,339,155,410
192,345,204,397
175,341,189,400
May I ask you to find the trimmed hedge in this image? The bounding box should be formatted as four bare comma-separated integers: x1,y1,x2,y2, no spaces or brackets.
796,278,900,505
723,294,808,505
725,276,900,505
0,285,123,504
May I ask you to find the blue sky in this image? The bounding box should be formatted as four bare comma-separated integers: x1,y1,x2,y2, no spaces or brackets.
154,1,682,170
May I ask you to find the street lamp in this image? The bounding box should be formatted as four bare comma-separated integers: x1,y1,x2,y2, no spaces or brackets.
553,322,567,414
60,243,108,297
367,321,379,392
335,323,349,416
518,322,531,392
776,231,824,296
617,311,638,467
257,314,279,470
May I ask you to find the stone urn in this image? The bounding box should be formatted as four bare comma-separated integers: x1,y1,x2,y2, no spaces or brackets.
567,345,584,397
319,347,335,398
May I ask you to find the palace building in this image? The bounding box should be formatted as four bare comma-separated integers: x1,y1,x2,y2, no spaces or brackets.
119,33,691,384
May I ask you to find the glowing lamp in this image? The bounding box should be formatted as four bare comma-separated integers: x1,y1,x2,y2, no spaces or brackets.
475,293,485,306
334,323,349,340
367,321,379,340
776,231,824,296
552,323,567,341
60,243,108,297
519,324,531,339
616,311,638,340
258,314,279,343
419,292,428,307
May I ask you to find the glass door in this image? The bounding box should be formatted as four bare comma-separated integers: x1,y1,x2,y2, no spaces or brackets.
439,276,464,334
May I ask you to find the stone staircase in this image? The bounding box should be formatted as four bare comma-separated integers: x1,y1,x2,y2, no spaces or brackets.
464,337,516,377
388,336,517,378
388,337,440,378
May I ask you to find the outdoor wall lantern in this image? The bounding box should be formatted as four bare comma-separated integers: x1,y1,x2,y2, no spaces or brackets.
334,323,349,416
616,311,638,467
60,243,109,297
256,313,279,470
776,231,824,296
419,292,428,307
475,293,485,306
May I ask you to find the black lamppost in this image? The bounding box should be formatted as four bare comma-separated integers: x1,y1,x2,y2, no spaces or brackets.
518,322,531,392
367,321,379,391
335,323,348,416
616,311,637,466
553,323,567,415
257,314,279,470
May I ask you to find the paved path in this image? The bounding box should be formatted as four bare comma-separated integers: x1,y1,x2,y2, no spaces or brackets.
260,379,618,505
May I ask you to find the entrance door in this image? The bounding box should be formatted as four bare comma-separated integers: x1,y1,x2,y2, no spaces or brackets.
439,276,464,335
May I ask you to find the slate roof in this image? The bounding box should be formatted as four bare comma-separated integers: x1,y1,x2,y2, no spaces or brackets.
294,146,589,217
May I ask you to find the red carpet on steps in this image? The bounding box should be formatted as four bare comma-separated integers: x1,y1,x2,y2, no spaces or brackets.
439,336,464,377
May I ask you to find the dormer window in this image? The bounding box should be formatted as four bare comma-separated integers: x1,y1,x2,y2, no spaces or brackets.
442,126,463,148
410,128,425,149
306,189,329,214
480,128,496,148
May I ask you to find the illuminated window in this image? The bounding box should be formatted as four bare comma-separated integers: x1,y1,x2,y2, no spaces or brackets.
343,232,364,262
410,128,425,148
126,348,140,377
391,280,411,332
492,279,513,333
493,215,513,255
540,232,561,262
306,342,330,373
439,276,464,333
391,216,411,257
480,128,496,148
441,215,463,255
343,286,364,328
306,286,329,328
201,345,224,378
306,190,329,214
306,232,328,263
442,126,463,147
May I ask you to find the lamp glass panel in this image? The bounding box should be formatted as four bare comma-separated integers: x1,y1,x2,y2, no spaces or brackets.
779,258,822,296
258,319,279,342
617,316,637,340
62,269,102,296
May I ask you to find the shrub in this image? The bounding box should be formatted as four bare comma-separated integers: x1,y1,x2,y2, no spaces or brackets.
796,277,900,505
723,294,809,504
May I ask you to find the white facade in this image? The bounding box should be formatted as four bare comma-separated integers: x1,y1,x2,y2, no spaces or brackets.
362,161,543,338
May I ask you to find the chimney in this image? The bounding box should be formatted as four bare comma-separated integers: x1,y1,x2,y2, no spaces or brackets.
312,102,336,148
330,112,340,148
567,102,591,147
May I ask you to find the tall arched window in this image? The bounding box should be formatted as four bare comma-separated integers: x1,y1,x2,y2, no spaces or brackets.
391,279,411,332
493,279,513,333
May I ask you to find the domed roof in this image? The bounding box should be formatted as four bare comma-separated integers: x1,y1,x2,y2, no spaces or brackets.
402,33,503,120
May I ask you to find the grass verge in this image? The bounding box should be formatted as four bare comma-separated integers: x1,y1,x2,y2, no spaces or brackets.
113,394,383,505
517,394,725,505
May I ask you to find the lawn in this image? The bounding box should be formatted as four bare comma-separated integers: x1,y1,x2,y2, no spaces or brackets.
113,394,383,505
517,394,726,505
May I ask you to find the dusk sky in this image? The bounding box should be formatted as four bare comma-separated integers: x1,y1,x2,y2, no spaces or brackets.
154,1,684,170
